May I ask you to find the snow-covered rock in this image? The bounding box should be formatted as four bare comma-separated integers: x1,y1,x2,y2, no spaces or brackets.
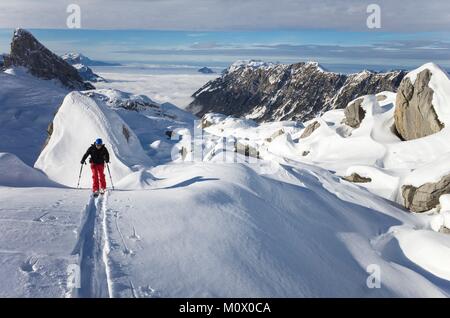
86,89,160,111
35,91,152,188
72,63,105,82
61,52,120,67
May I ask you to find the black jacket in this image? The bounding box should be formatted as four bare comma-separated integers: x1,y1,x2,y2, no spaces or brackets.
81,144,110,164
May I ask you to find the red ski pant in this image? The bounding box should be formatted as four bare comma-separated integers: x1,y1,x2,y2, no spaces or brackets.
90,163,106,192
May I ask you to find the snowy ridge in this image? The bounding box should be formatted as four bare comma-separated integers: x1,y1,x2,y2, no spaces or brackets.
35,91,153,188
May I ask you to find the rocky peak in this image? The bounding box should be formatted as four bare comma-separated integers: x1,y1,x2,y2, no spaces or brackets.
3,28,93,90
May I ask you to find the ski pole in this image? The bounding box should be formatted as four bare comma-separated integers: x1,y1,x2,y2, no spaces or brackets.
106,162,114,190
76,163,84,189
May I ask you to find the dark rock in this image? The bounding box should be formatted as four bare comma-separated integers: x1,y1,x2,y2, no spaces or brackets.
402,174,450,212
343,173,372,183
394,69,444,140
188,60,405,123
200,116,214,128
343,98,366,128
3,29,93,90
122,125,130,143
300,121,321,138
165,130,174,139
198,67,214,74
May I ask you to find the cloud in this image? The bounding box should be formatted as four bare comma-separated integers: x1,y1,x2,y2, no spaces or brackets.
1,0,450,31
190,42,222,49
114,39,450,64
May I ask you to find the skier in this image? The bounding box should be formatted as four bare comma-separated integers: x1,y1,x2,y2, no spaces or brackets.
81,138,110,197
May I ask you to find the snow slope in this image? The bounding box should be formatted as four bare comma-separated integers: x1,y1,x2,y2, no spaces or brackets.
0,152,61,187
0,67,69,166
0,187,89,297
102,161,450,297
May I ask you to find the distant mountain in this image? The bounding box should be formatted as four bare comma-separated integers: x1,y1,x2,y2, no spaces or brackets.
72,63,106,83
2,29,93,90
198,67,214,74
61,52,121,66
188,60,406,122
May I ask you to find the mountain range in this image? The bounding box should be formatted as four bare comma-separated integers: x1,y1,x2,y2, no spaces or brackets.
188,60,406,122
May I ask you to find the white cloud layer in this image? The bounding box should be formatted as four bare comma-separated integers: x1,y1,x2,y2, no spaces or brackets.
1,0,450,31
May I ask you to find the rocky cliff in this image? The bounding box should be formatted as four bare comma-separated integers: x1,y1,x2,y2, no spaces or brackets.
188,60,406,122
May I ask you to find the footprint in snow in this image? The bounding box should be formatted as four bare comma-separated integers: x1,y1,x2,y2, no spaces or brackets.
123,248,135,256
129,226,141,241
20,257,38,273
139,285,161,298
33,212,49,222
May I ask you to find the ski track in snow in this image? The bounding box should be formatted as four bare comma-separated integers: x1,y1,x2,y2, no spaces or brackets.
71,191,113,298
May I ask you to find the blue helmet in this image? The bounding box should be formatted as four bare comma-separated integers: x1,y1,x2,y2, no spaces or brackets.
95,138,103,145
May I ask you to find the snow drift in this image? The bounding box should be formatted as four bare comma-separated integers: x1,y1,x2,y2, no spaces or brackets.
35,91,153,188
0,152,61,187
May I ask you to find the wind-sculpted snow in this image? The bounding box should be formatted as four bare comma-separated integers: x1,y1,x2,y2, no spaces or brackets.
102,162,450,297
0,152,62,187
35,91,153,188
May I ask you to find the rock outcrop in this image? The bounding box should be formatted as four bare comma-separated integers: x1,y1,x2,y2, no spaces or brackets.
343,173,372,183
265,129,285,142
188,60,405,123
394,69,444,140
3,29,93,90
402,174,450,212
343,98,366,128
300,121,321,138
